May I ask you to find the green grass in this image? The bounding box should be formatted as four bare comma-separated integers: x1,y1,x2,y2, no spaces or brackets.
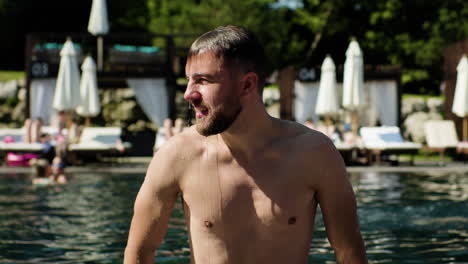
0,71,25,82
265,84,279,90
402,93,444,101
400,149,454,162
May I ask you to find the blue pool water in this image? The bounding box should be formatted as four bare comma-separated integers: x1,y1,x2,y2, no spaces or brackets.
1,170,467,263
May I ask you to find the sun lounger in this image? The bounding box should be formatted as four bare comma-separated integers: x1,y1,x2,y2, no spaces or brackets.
0,128,46,153
360,126,422,164
424,120,466,163
333,141,357,165
68,127,131,154
0,128,23,143
0,126,65,153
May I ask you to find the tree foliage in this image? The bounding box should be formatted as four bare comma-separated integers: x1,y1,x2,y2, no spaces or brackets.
362,0,468,93
0,0,467,94
145,0,300,71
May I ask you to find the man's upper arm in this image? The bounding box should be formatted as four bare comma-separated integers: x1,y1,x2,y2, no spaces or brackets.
313,140,367,263
125,144,182,263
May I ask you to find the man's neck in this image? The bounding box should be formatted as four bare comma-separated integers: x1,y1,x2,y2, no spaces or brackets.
217,103,280,160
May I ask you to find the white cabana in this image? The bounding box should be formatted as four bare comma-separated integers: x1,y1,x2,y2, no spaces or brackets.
30,79,56,124
452,54,468,141
294,81,319,124
53,38,81,111
366,80,398,126
76,56,101,120
88,0,109,71
126,78,169,127
342,39,365,135
315,55,339,125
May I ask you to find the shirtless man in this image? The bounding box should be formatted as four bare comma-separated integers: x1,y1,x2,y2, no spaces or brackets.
124,25,367,264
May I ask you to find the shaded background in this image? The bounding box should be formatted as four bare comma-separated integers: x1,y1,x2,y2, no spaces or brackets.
1,0,467,95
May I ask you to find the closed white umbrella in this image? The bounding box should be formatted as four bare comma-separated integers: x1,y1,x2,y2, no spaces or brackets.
452,54,468,141
342,39,365,135
53,38,81,111
88,0,109,71
76,56,101,125
315,55,339,126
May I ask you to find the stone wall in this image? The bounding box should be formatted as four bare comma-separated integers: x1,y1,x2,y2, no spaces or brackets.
0,79,157,132
401,96,444,143
0,80,26,127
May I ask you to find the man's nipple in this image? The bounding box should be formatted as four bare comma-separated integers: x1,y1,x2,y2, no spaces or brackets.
288,216,297,225
204,220,213,228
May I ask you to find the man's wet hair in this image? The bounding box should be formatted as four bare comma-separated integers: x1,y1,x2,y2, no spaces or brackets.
188,25,267,94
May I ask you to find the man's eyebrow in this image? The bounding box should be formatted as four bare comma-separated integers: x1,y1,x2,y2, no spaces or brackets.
187,73,216,79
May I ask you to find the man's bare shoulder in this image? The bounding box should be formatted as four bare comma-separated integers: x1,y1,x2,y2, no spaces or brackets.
145,126,208,190
275,119,344,181
155,125,206,163
276,119,334,151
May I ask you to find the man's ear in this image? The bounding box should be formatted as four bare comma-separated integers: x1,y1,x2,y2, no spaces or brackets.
240,72,258,96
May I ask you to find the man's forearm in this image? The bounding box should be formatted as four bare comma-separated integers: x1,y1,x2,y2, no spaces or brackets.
124,246,155,264
335,244,368,264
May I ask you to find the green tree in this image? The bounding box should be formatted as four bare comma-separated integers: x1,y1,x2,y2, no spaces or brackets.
363,0,468,94
145,0,295,71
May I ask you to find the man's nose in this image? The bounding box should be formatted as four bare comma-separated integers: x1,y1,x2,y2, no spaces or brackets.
184,84,202,102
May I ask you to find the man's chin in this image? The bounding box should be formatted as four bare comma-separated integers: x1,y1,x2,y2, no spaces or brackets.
195,120,226,137
196,125,217,137
194,106,241,137
195,119,214,136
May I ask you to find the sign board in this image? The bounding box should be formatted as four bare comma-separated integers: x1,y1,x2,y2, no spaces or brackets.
31,61,50,78
297,67,319,82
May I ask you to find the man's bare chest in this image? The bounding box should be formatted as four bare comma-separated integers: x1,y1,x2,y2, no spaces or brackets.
180,157,316,235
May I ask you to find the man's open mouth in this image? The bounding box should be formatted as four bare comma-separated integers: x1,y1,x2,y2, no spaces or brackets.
194,106,209,119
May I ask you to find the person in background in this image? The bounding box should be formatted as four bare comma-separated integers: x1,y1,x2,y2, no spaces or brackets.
52,110,67,136
39,133,55,164
22,118,32,143
68,115,82,144
303,119,316,130
50,156,67,184
173,118,186,135
163,118,174,141
50,140,67,184
22,118,43,143
31,158,53,186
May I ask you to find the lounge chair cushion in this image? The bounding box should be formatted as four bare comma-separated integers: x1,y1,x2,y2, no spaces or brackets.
360,126,422,150
424,120,459,148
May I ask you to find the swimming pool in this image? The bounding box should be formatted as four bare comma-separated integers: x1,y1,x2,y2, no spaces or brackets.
1,170,467,263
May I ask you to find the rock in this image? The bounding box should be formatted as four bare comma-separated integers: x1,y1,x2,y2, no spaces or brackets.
427,97,444,113
115,100,136,121
0,80,18,98
401,97,426,118
128,120,148,132
403,111,442,143
11,100,26,124
121,88,135,99
17,87,26,101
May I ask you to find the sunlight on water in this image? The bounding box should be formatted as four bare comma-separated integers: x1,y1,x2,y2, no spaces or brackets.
0,171,467,263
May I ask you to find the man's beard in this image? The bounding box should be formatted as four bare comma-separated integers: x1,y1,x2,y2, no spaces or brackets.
195,100,242,137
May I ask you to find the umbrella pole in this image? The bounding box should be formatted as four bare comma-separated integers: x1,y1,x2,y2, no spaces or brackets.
97,36,103,71
352,110,358,136
464,117,467,142
85,117,91,127
65,110,73,129
325,115,332,127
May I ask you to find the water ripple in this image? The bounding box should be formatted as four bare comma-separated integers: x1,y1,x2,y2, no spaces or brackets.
1,172,468,263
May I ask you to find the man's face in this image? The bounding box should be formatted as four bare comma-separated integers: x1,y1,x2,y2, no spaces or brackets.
184,51,242,136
